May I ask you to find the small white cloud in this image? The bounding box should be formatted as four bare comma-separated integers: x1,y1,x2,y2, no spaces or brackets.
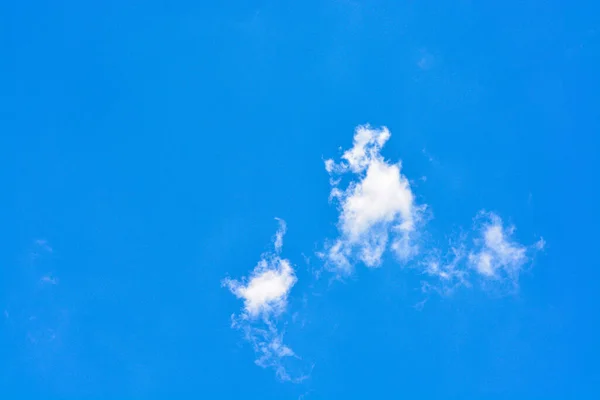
224,257,296,319
40,275,59,285
223,220,295,319
468,212,541,284
273,218,286,253
421,212,545,295
323,125,424,271
223,220,305,381
534,237,546,250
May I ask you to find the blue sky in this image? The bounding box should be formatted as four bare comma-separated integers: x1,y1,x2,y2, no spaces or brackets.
1,0,599,398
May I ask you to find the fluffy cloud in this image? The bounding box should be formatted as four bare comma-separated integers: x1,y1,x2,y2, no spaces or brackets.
222,125,547,381
224,220,296,320
323,125,424,272
422,212,544,293
223,219,302,381
468,212,544,282
224,258,296,319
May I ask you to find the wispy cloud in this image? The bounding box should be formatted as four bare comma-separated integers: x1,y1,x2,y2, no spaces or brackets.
34,239,53,253
222,125,546,381
468,212,544,284
322,125,425,272
421,242,470,295
421,148,437,164
422,212,544,294
40,275,59,285
273,218,287,254
223,219,308,381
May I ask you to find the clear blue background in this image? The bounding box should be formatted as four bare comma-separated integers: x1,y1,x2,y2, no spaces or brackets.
1,0,598,398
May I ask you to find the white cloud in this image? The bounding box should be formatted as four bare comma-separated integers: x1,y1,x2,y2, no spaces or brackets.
323,125,424,271
423,245,467,284
273,218,286,253
534,237,546,250
222,126,548,381
419,237,471,296
40,275,59,285
232,318,302,382
420,212,545,295
224,257,296,319
224,219,296,319
223,219,305,381
468,212,532,281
